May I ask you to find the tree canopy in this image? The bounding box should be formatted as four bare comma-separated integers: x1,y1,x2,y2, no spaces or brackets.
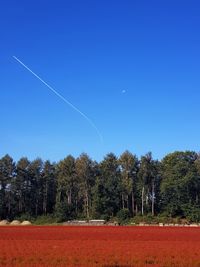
0,151,200,222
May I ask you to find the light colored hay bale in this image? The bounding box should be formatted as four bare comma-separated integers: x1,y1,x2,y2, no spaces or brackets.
10,220,21,225
63,220,88,226
89,220,105,225
0,220,9,225
21,220,32,225
77,220,87,224
159,223,164,227
190,224,198,227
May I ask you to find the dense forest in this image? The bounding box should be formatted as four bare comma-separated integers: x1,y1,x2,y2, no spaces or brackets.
1,151,200,223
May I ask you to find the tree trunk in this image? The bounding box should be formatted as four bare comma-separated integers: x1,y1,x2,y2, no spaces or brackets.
126,194,129,209
8,191,11,217
85,191,89,219
75,198,78,214
19,191,22,213
136,204,138,215
142,186,144,216
43,181,48,215
35,202,38,217
43,196,47,215
146,188,149,206
67,189,72,205
122,194,125,209
151,180,155,216
196,193,199,204
131,191,135,215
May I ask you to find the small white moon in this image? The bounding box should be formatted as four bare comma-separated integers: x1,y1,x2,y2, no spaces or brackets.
122,90,126,94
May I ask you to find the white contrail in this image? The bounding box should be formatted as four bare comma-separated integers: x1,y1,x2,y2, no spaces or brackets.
13,56,103,144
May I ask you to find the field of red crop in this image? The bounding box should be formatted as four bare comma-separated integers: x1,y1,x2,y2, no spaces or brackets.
0,226,200,266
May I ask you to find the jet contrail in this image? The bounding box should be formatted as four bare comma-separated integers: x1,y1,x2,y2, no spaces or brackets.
13,56,103,144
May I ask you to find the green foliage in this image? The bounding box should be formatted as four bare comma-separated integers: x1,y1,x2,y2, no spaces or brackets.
96,153,121,217
117,209,130,225
137,153,160,216
1,151,200,223
33,215,58,225
75,153,95,218
129,214,183,225
182,204,200,222
15,213,34,222
160,151,199,217
119,151,139,215
129,214,156,224
54,202,75,222
0,154,15,219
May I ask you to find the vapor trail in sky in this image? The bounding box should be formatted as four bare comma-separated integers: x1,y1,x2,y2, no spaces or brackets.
13,56,103,144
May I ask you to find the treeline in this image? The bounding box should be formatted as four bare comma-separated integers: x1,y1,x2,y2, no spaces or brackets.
0,151,200,222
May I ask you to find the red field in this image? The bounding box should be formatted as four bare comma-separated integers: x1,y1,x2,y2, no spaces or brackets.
0,226,200,267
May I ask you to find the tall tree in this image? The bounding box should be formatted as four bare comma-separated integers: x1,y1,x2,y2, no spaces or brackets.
28,158,43,216
95,153,121,217
56,155,76,220
138,152,158,216
194,154,200,204
14,157,30,215
0,155,15,218
160,151,198,217
42,161,56,215
75,153,95,219
119,151,139,215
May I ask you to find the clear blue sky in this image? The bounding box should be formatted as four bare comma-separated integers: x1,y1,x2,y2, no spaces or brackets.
1,0,200,162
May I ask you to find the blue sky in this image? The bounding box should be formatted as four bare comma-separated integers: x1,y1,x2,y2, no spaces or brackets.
0,0,200,162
